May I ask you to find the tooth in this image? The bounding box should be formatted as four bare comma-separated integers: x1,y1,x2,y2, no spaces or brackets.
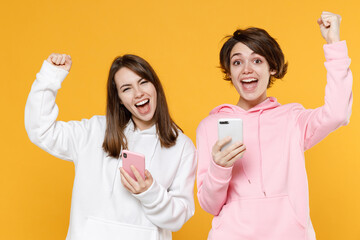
136,100,149,106
242,78,257,83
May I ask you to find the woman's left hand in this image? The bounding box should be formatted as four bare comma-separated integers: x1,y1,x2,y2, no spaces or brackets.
120,167,153,194
317,11,341,44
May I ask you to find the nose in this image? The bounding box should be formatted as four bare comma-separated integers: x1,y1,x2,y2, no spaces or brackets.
134,86,144,99
242,61,253,74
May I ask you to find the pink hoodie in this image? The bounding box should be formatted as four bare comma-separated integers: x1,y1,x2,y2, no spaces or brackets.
196,41,352,240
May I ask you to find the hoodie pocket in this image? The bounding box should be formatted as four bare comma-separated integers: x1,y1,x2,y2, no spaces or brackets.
210,195,306,240
82,216,158,240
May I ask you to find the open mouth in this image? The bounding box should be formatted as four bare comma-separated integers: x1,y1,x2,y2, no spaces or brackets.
135,99,151,114
241,78,258,91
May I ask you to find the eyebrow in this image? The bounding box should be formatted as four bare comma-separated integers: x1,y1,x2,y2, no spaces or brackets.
230,53,242,59
119,78,144,89
230,52,257,60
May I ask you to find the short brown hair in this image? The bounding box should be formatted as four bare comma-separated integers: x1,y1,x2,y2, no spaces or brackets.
219,27,288,87
102,54,181,158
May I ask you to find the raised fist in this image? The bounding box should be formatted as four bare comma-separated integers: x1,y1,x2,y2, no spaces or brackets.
317,12,341,44
46,53,72,72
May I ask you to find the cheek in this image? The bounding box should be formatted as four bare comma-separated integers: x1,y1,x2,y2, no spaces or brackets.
152,89,157,106
117,92,123,102
231,78,237,87
118,93,131,106
229,68,242,83
148,84,157,99
117,93,122,103
256,67,271,81
229,67,237,78
231,79,243,95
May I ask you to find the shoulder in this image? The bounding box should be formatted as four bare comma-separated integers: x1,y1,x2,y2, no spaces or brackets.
271,103,309,123
280,102,306,112
79,115,106,127
89,115,106,125
73,115,106,134
175,131,195,152
196,111,227,134
271,102,306,113
198,103,243,128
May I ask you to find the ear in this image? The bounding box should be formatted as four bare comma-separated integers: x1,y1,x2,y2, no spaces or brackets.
270,69,276,76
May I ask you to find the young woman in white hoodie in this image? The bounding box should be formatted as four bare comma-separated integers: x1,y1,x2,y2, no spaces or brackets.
25,54,196,240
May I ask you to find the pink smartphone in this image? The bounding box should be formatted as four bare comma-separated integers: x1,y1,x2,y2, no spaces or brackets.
122,150,145,180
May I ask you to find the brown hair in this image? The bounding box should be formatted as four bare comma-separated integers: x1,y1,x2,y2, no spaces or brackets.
102,54,181,158
219,27,288,87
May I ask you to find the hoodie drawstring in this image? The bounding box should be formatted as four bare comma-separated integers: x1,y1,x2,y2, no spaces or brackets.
242,162,251,184
111,125,160,195
110,125,132,195
240,155,251,184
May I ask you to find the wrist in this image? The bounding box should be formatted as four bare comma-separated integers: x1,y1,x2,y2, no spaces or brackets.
326,36,340,44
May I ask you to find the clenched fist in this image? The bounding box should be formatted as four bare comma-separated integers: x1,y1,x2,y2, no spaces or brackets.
317,12,341,44
47,53,72,72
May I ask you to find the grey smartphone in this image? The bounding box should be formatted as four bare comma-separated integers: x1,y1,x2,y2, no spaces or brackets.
218,118,243,151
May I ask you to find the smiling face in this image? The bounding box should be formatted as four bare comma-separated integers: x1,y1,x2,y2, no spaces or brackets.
229,42,276,110
114,67,157,130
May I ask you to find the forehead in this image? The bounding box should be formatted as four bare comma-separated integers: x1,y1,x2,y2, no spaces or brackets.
114,67,142,84
230,42,256,58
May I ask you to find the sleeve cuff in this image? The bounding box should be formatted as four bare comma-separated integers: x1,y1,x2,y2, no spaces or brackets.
39,60,69,83
208,157,233,183
324,40,348,61
132,180,162,207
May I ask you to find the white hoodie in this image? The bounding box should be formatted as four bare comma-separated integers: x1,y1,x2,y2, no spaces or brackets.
25,61,197,240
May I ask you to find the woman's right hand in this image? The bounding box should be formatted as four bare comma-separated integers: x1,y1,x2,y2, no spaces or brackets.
46,53,72,72
212,136,246,168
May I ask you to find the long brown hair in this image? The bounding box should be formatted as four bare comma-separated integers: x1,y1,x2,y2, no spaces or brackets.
220,27,288,87
102,54,181,158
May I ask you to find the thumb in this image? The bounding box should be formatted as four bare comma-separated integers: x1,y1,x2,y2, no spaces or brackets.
317,18,323,26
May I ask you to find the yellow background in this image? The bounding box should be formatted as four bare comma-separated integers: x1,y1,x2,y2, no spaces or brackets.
1,0,359,239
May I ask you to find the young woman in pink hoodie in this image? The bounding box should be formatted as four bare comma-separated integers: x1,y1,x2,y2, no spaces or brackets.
196,12,352,240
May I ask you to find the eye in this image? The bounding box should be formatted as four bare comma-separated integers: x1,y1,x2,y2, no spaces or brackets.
122,87,130,92
233,60,241,66
254,59,262,64
140,79,149,85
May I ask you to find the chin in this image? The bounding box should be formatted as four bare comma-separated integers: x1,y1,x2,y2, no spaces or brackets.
140,114,155,123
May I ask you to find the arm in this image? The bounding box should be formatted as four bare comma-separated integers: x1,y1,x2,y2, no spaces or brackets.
25,54,91,162
196,121,244,216
122,140,197,231
299,13,353,150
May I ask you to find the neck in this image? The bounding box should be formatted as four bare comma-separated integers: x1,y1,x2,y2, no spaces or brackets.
131,118,155,131
237,95,267,110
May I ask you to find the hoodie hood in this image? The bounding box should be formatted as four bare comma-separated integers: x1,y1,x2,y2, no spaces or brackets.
209,97,280,115
126,119,157,135
125,120,159,162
